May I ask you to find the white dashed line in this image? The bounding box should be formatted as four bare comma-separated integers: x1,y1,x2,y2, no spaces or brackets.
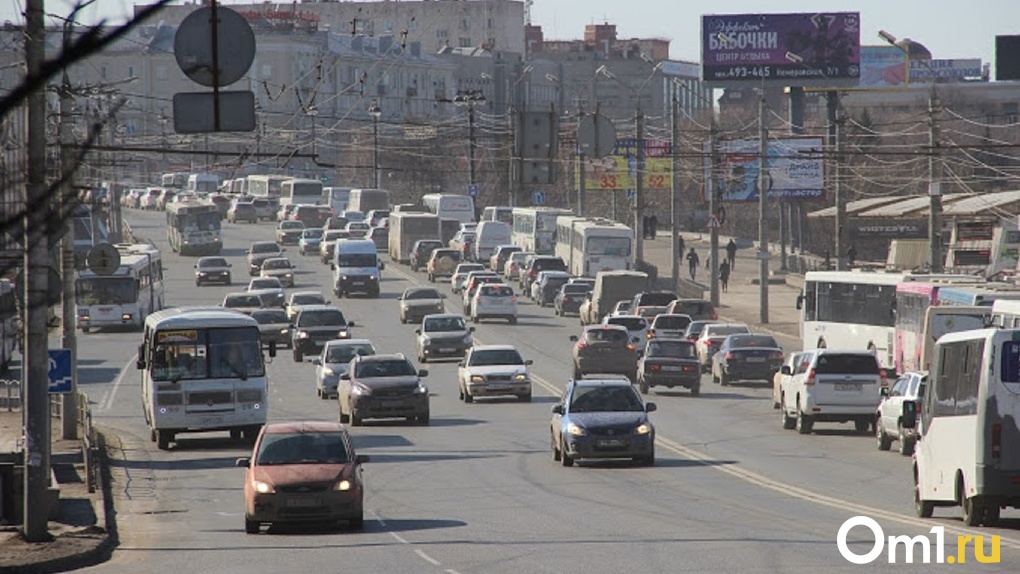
415,549,442,566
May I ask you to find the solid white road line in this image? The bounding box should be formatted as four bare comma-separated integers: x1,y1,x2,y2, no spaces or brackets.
99,354,137,412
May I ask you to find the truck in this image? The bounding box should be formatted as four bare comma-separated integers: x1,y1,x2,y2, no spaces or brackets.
388,212,441,263
579,270,649,326
348,188,391,214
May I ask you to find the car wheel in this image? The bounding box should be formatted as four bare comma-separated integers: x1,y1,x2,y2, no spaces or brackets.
572,365,582,379
961,479,981,526
796,405,813,435
230,428,242,440
293,349,302,362
560,441,574,467
156,430,172,451
420,354,428,364
639,377,649,395
518,393,531,402
876,418,892,451
639,447,655,467
245,517,260,534
428,274,434,282
351,415,362,427
417,412,430,426
339,406,350,423
320,389,330,401
898,425,915,456
854,419,871,434
472,315,479,324
509,316,517,325
719,371,728,386
690,384,700,397
915,471,934,518
552,434,561,461
985,505,1001,526
464,391,473,403
349,513,364,530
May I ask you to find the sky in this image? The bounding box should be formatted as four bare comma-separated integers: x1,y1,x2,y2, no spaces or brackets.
0,0,1016,68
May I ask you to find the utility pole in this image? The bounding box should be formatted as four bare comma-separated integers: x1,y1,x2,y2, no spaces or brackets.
59,26,78,441
757,91,770,324
634,107,645,264
708,116,720,308
468,101,477,188
827,91,845,270
576,106,586,217
24,0,52,542
670,95,680,288
928,93,943,272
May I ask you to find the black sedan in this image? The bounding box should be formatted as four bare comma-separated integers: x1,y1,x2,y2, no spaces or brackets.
554,283,591,317
637,339,701,396
250,309,292,350
710,334,784,386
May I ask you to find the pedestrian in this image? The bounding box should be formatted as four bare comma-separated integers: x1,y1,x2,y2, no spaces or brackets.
686,248,700,281
823,249,832,270
719,259,731,292
649,215,658,239
677,234,686,256
726,238,738,269
847,245,858,267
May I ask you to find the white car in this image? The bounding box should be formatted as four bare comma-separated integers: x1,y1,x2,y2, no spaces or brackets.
457,345,532,402
345,221,371,238
603,315,650,347
694,323,750,371
312,339,376,400
503,251,532,282
779,350,884,435
470,283,517,324
259,257,296,288
876,371,926,455
451,263,486,294
773,352,807,409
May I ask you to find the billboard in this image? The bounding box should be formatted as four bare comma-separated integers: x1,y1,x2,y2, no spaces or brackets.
909,59,983,82
702,12,860,87
857,46,907,89
582,139,672,191
703,137,824,202
996,35,1020,81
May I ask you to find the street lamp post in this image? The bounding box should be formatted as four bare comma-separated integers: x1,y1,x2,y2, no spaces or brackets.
368,100,381,188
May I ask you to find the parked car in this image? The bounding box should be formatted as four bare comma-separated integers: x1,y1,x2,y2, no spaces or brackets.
647,314,693,340
275,220,306,245
222,292,264,315
228,200,258,224
397,287,445,325
710,333,784,386
489,245,522,274
194,256,232,286
291,305,354,362
236,421,368,534
426,249,462,282
457,345,532,403
694,323,751,371
246,242,284,276
338,354,429,426
298,228,323,255
414,313,474,363
470,283,517,324
554,283,592,317
569,324,639,381
666,299,718,321
637,338,701,396
451,263,486,294
876,371,927,455
410,240,444,272
285,291,328,322
312,339,376,400
551,378,656,467
249,308,292,350
779,350,884,435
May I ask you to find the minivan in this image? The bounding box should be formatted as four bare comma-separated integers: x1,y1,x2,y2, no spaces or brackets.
332,238,383,298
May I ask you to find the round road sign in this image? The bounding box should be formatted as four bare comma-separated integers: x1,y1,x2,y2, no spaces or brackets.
87,243,121,276
175,7,256,88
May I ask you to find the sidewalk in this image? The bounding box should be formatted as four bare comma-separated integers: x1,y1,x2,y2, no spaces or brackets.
642,233,803,341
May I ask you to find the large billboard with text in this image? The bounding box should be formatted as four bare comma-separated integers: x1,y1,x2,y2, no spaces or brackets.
703,137,825,202
702,12,860,87
582,139,672,191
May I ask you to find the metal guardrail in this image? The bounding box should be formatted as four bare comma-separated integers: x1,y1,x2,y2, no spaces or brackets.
0,379,20,411
50,391,99,492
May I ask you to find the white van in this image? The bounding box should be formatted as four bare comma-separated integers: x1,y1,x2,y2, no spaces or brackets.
187,173,219,193
482,206,513,224
910,328,1020,526
323,187,353,213
332,238,383,298
473,221,512,262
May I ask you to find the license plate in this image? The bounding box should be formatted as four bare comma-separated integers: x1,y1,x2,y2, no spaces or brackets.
746,357,765,362
439,348,456,353
487,385,509,391
662,365,683,371
597,439,626,448
834,383,862,392
286,497,321,508
199,416,223,426
98,308,111,315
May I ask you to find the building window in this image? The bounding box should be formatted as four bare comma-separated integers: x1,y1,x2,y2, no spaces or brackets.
156,65,167,81
127,66,135,79
487,18,494,29
437,29,448,40
383,20,394,33
459,37,472,48
460,19,470,31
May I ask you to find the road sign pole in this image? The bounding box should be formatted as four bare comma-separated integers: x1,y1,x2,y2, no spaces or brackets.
708,116,720,307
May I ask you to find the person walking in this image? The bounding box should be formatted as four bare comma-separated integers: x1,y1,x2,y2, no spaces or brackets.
677,234,685,256
686,248,700,281
725,238,738,269
847,245,858,268
719,259,731,293
649,215,658,239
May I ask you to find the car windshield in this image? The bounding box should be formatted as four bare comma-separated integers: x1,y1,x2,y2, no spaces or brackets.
354,359,417,378
263,259,290,270
292,294,325,305
325,344,375,364
608,317,647,331
646,341,696,358
480,285,514,297
251,244,278,254
815,354,880,375
297,310,346,327
424,316,466,332
585,328,628,343
707,325,749,337
256,432,351,465
468,349,524,366
225,295,261,307
281,221,303,229
569,385,644,413
432,250,461,261
199,258,228,268
653,315,691,330
404,289,441,300
250,279,280,289
302,229,322,238
252,310,288,324
637,293,678,306
728,335,779,348
337,253,377,267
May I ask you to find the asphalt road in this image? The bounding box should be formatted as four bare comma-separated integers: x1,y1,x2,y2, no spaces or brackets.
74,210,1020,573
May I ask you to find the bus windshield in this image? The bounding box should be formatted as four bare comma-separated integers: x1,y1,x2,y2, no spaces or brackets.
151,327,264,381
587,236,631,256
76,277,137,305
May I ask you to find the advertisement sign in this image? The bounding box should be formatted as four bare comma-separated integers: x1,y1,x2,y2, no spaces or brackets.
849,218,927,239
582,139,672,191
702,12,861,87
703,137,824,202
857,46,907,89
909,59,983,82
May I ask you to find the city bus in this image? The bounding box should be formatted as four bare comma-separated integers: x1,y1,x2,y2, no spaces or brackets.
348,188,391,213
511,206,573,255
137,307,271,450
246,175,291,198
991,299,1020,328
76,244,164,332
161,172,188,189
323,187,353,213
280,178,324,207
893,278,985,373
554,215,634,277
798,271,968,374
916,305,991,372
482,206,513,224
166,202,223,255
936,283,1020,307
0,279,18,372
422,193,475,224
186,173,219,193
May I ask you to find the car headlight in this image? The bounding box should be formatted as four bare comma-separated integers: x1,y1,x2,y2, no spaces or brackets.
351,383,371,396
414,383,428,394
341,275,349,281
198,272,207,276
284,273,292,278
635,423,652,435
297,331,309,339
369,275,377,281
338,329,350,339
323,366,336,376
462,334,473,344
470,375,484,383
566,422,586,436
513,373,528,381
420,336,431,346
280,328,289,335
334,479,352,492
253,480,275,494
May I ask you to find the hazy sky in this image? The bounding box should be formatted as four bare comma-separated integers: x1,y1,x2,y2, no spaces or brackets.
1,0,1014,67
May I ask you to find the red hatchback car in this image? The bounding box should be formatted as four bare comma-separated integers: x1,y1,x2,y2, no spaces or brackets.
236,421,369,533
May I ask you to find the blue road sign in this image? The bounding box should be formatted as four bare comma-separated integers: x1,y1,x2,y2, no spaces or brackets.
532,191,545,205
48,349,72,394
467,183,480,198
626,188,636,200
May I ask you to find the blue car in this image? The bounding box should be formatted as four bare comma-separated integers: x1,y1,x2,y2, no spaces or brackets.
550,377,656,467
298,228,324,256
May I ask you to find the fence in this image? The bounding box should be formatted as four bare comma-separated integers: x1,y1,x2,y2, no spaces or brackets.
50,391,99,493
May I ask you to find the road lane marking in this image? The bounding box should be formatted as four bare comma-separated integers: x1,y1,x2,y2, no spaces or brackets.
100,354,137,412
390,531,409,545
415,549,442,565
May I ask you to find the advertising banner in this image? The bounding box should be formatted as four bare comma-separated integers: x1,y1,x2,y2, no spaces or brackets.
857,46,907,89
582,139,672,191
702,12,860,87
703,137,824,202
849,218,928,239
909,59,983,81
